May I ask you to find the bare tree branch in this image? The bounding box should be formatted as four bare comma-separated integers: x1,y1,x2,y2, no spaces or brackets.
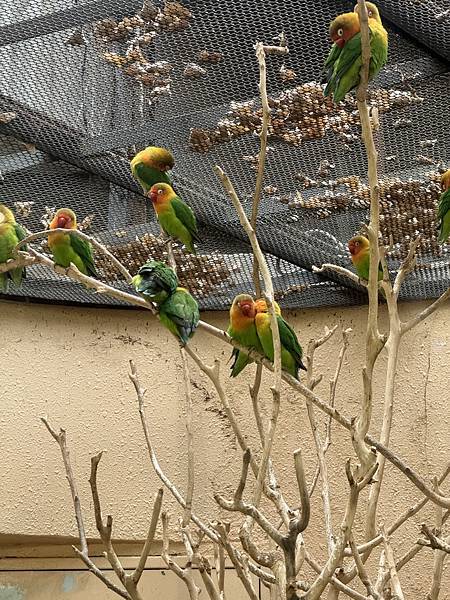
180,347,195,527
131,488,164,584
41,418,130,599
348,533,379,599
381,525,405,600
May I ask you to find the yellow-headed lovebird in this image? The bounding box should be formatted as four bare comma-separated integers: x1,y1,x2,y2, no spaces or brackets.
132,260,178,305
437,169,450,244
254,299,306,380
131,146,174,193
227,294,263,377
148,183,199,254
159,287,199,345
322,3,388,103
348,235,383,282
0,204,27,292
48,208,97,276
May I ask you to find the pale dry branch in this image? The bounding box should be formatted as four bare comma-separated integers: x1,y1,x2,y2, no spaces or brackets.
0,253,36,273
197,556,222,600
312,264,362,287
213,539,226,597
348,533,378,599
131,488,164,584
401,288,450,335
41,418,130,599
161,512,200,600
128,360,219,543
304,461,377,600
304,553,369,600
381,525,405,600
419,523,450,554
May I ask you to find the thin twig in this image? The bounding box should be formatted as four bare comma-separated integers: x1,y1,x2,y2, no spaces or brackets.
348,533,379,599
381,525,405,600
131,488,164,584
180,347,195,527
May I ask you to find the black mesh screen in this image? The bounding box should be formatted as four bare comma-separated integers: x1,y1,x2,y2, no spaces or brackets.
0,0,448,310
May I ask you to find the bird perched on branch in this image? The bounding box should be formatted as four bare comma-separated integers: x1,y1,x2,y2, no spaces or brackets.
148,183,199,254
48,208,97,276
437,169,450,243
227,294,263,377
132,260,178,305
254,299,306,380
132,260,199,345
348,235,383,282
0,204,27,292
322,1,388,103
130,146,174,193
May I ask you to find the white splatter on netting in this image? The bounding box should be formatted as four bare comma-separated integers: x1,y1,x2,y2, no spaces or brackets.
0,0,448,309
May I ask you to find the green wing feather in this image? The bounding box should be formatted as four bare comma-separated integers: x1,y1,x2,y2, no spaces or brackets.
322,42,342,82
70,233,97,277
159,289,199,345
133,260,178,304
437,189,450,243
171,197,199,240
277,316,306,370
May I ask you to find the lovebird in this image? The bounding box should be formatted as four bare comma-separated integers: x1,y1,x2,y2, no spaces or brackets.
322,2,388,103
48,208,97,276
148,183,199,254
437,169,450,244
130,146,174,193
158,287,199,345
254,299,306,380
348,235,383,282
227,294,263,377
132,260,178,305
0,204,27,292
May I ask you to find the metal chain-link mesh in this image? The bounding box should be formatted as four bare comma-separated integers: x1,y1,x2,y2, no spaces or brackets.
0,0,448,309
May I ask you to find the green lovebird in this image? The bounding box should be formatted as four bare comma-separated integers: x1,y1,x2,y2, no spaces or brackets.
322,2,388,103
348,235,383,281
254,299,306,380
227,294,263,378
132,260,178,305
148,183,199,254
0,204,27,292
48,208,97,276
130,146,174,193
158,287,200,345
437,169,450,244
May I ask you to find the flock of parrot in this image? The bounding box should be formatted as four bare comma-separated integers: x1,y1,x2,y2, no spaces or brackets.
0,2,449,381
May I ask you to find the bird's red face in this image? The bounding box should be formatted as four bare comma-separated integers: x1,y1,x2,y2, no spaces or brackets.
348,239,360,256
330,15,360,48
148,184,168,205
51,210,76,230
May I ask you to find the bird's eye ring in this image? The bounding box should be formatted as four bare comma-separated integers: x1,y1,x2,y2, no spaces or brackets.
157,189,163,195
368,9,373,16
337,28,344,37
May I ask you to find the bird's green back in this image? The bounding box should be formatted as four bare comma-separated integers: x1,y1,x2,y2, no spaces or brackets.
159,288,199,345
437,189,450,243
132,162,171,193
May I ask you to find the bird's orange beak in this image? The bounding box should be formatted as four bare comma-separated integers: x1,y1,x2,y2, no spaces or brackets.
149,190,157,203
348,241,356,255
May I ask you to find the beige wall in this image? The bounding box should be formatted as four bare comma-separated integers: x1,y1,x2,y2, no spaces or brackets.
1,299,450,597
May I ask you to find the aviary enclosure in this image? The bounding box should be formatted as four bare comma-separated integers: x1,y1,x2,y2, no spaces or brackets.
0,0,449,598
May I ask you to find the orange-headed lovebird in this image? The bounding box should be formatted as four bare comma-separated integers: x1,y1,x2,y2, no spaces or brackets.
348,235,383,282
437,169,450,244
227,294,263,377
148,183,199,254
254,299,306,380
322,2,388,103
0,204,27,291
48,208,97,276
130,146,174,193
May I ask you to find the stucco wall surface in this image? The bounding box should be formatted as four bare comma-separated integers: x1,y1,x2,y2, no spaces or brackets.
0,299,449,596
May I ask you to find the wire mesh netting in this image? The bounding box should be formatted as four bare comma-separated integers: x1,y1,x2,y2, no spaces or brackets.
0,0,449,310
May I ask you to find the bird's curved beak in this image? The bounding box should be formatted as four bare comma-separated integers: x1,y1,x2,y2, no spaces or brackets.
57,216,68,228
348,241,356,255
149,191,157,203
